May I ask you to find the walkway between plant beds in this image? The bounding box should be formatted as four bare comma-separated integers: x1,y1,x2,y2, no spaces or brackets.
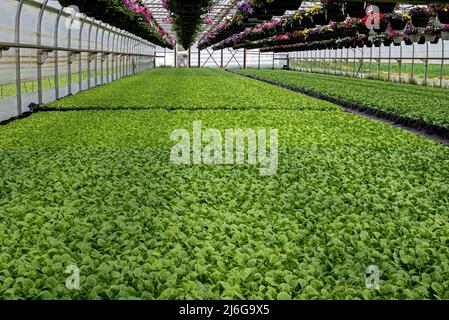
226,69,449,147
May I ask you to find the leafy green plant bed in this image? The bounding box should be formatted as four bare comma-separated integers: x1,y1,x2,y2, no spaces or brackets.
236,69,449,129
1,109,449,299
48,69,339,112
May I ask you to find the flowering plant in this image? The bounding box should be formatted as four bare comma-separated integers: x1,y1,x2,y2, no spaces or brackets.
428,4,449,12
404,25,420,35
436,24,449,32
409,7,432,18
123,0,153,23
293,10,305,21
304,4,322,17
96,0,172,47
389,29,403,37
202,13,213,24
341,18,363,31
237,1,255,16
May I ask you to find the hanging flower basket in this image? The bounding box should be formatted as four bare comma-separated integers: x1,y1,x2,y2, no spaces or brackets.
310,13,328,26
430,4,449,24
437,10,449,24
388,13,410,31
409,34,421,43
393,35,403,45
300,16,315,28
322,0,346,22
358,24,370,35
364,37,373,47
341,18,363,37
356,35,366,48
277,0,303,11
345,2,367,19
423,33,437,43
304,4,328,25
335,38,343,49
370,34,385,47
327,39,336,49
319,26,336,40
371,2,397,14
404,26,421,43
430,36,440,44
410,7,432,28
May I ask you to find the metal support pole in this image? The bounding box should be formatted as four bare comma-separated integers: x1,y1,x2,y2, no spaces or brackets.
360,46,364,78
130,37,134,75
123,32,129,77
369,46,373,78
78,17,87,92
221,49,224,68
441,40,445,88
188,48,191,68
353,48,356,77
121,34,126,76
424,41,429,85
116,31,121,77
87,21,93,89
340,48,343,75
15,0,26,114
197,48,200,68
318,49,321,72
388,44,391,81
308,51,311,72
127,35,132,76
67,12,76,95
323,49,325,73
111,28,117,80
116,34,121,79
378,45,381,80
174,43,177,67
94,24,100,85
258,50,261,69
243,48,247,69
100,23,106,84
37,0,49,104
399,44,403,83
54,7,63,99
106,28,112,82
346,48,349,76
121,34,125,76
411,43,415,82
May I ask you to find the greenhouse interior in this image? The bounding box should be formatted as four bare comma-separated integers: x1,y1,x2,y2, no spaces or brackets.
1,0,449,304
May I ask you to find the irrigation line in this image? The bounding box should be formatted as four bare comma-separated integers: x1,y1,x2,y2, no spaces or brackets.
26,104,265,113
227,69,449,146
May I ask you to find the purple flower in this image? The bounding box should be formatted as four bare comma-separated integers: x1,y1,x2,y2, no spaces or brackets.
237,1,254,15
